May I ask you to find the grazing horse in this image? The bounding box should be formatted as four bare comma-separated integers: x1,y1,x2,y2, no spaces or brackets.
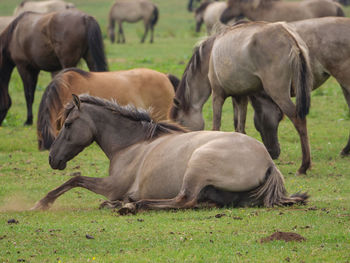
0,11,107,126
14,0,75,16
195,1,228,34
236,17,350,158
0,16,14,33
169,21,313,174
32,95,308,212
37,68,176,150
220,0,344,24
108,0,159,43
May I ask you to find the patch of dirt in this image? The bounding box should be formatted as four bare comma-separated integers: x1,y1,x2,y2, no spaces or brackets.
260,231,306,243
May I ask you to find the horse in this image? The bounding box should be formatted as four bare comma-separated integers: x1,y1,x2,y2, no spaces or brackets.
220,0,344,24
233,17,350,158
169,21,313,175
0,16,14,33
31,94,308,212
37,68,177,150
13,0,75,16
108,0,158,43
195,1,228,34
0,11,107,126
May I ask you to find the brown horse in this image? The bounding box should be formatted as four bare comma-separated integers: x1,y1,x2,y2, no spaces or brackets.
37,68,176,150
108,0,159,43
237,17,350,158
0,11,107,126
169,21,313,175
14,0,75,16
32,95,308,212
220,0,344,24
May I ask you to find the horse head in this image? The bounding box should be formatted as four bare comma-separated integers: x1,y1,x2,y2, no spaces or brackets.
49,94,95,170
170,97,205,131
220,0,242,24
250,93,283,159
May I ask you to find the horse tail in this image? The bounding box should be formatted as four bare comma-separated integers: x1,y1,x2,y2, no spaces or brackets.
250,166,309,207
166,74,180,92
281,23,312,119
151,5,159,27
37,77,63,150
85,16,108,72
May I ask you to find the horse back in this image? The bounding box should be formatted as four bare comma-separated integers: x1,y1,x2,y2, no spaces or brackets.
57,68,174,121
110,131,272,200
110,0,154,22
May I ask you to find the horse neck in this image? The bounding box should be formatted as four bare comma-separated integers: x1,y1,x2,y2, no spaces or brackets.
89,107,149,160
240,1,269,21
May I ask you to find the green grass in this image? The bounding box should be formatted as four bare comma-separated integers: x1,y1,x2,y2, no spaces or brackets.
0,0,350,262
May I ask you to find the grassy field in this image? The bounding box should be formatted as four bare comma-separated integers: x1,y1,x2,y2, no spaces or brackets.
0,0,349,262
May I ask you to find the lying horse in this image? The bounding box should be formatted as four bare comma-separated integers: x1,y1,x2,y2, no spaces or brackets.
169,21,313,175
108,0,158,43
195,1,228,34
220,0,344,24
32,95,308,212
14,0,75,16
0,11,107,126
37,68,176,150
240,17,350,158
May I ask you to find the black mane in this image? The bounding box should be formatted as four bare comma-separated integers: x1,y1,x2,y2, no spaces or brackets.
169,36,216,119
62,95,188,140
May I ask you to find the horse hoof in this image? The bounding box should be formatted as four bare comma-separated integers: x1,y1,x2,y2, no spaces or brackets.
30,200,50,211
118,203,136,215
340,150,349,157
99,200,122,209
24,121,33,126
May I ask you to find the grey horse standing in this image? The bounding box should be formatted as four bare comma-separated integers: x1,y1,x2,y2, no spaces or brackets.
108,0,158,43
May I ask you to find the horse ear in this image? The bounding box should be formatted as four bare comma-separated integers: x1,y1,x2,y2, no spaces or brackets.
173,98,180,108
72,94,81,110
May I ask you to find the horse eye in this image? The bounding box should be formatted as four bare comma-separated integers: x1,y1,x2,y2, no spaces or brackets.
64,122,72,129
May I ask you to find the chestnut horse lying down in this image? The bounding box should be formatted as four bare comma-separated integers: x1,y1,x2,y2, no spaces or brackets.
37,68,176,150
32,95,308,213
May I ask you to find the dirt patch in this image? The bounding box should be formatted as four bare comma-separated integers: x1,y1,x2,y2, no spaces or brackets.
260,231,306,243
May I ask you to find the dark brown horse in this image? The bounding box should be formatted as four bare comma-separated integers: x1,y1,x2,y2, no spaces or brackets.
32,94,308,212
0,11,107,126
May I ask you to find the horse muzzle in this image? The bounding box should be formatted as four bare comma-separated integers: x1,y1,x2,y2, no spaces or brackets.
49,155,67,170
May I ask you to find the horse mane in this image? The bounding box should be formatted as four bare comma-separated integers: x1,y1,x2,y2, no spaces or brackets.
169,35,216,119
61,95,188,140
195,1,213,14
37,68,91,150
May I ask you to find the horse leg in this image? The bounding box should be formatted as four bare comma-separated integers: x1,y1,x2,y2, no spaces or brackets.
212,91,226,131
150,22,154,43
141,21,149,43
118,22,125,43
31,175,115,210
264,87,311,174
231,96,248,134
340,85,350,156
17,65,39,126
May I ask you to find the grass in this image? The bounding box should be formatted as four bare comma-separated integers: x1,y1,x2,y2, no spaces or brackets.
0,0,350,262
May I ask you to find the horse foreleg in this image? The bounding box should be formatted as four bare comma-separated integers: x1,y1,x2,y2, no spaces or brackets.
31,176,113,210
17,65,39,126
212,92,225,130
231,96,248,134
0,63,14,125
118,22,125,43
141,22,149,43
